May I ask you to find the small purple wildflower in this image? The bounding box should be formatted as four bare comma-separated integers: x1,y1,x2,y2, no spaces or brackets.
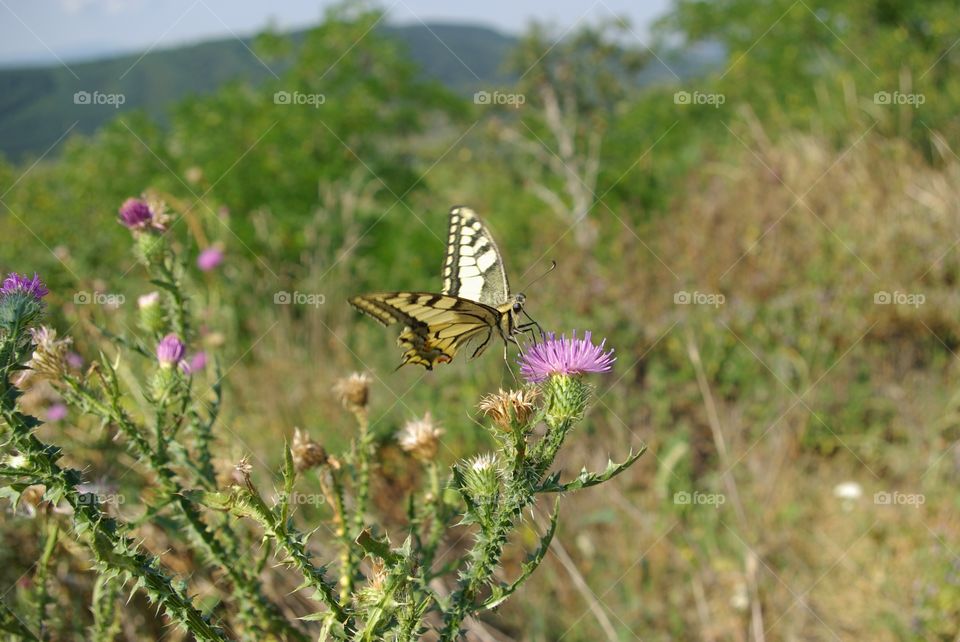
156,333,186,368
197,247,224,272
118,198,153,229
519,330,615,383
1,272,48,301
47,403,68,422
180,351,207,374
66,352,84,370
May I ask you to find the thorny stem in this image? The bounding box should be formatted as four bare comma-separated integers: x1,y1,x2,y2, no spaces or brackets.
156,260,190,340
439,503,516,641
64,377,304,640
419,463,448,578
317,467,353,603
352,407,372,533
440,405,578,638
0,597,39,641
0,405,224,641
33,520,59,639
341,407,372,606
236,480,355,636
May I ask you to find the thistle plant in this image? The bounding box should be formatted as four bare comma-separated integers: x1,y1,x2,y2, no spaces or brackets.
0,195,644,640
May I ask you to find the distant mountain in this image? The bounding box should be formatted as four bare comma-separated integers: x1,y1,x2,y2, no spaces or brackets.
0,23,519,163
0,23,721,163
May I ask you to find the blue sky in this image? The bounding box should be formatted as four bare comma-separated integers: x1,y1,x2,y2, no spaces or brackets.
0,0,672,66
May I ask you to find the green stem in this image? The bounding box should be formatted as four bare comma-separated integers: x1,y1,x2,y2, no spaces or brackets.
439,507,515,641
33,520,59,640
65,381,304,640
353,409,372,535
419,464,448,579
239,485,355,637
0,407,224,640
156,260,190,339
90,575,121,641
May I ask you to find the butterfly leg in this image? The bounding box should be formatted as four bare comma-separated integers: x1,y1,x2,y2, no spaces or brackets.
502,340,520,385
519,309,547,341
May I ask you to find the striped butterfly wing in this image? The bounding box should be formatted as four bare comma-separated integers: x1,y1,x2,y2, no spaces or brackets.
441,207,511,306
349,292,503,369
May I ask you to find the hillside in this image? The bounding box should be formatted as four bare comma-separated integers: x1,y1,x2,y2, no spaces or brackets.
0,23,518,162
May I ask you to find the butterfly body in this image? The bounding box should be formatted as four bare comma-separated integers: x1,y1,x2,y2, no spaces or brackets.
350,207,532,370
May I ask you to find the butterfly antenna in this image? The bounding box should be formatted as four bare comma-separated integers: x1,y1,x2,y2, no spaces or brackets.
519,260,557,292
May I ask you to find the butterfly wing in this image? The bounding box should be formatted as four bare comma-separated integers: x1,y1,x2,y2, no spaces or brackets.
349,292,503,369
441,206,511,306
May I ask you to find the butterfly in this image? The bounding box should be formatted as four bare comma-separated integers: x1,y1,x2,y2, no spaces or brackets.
349,206,541,370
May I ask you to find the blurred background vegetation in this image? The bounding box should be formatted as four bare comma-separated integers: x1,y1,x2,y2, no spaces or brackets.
3,0,960,639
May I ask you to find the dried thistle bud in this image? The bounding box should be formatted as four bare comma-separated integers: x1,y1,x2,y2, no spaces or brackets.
291,427,327,472
27,326,73,382
357,559,389,608
478,387,540,431
20,484,48,518
398,411,444,462
334,372,372,411
232,458,253,487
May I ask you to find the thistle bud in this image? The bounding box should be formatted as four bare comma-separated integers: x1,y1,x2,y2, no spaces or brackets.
232,458,253,488
26,326,73,382
460,453,501,521
478,387,540,432
398,412,443,462
544,373,590,427
334,372,371,413
153,333,185,396
135,230,167,265
4,452,29,470
137,291,165,334
291,427,327,472
357,559,389,608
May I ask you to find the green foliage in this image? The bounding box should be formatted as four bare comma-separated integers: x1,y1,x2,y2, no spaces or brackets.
0,225,639,638
4,0,960,638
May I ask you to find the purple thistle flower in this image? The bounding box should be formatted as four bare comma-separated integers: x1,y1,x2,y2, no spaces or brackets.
47,403,68,422
197,247,224,272
180,351,207,374
156,333,186,368
519,330,615,383
1,272,49,301
118,198,153,229
66,352,85,370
